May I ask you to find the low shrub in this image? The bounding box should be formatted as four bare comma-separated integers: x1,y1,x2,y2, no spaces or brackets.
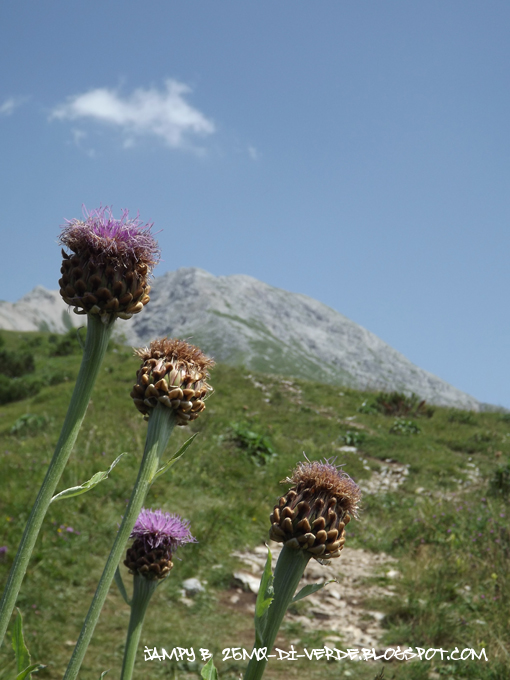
10,413,53,437
389,418,421,436
229,422,277,465
0,375,40,405
448,409,477,425
0,349,35,378
48,328,84,357
376,391,434,418
357,400,378,415
359,391,434,418
340,430,367,447
489,460,510,497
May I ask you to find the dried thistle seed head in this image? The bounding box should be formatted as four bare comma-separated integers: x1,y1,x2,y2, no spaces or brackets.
269,458,361,560
130,338,214,425
124,508,196,581
58,206,160,324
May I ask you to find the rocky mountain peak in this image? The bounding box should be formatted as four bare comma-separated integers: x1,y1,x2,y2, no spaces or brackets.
0,268,480,410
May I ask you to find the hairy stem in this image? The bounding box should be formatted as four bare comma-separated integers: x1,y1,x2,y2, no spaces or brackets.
0,315,114,647
243,546,311,680
120,575,158,680
63,405,176,680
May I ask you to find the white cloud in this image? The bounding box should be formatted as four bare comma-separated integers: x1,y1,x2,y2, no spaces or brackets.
0,97,25,116
70,128,96,158
248,145,259,161
50,80,215,150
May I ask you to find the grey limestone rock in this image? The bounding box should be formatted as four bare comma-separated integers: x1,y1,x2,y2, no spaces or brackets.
125,268,479,410
0,286,83,333
1,268,480,410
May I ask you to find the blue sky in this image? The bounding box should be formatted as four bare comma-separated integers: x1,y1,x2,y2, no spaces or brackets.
1,1,509,407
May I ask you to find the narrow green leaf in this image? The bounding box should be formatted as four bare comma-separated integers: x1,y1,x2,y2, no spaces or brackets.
16,663,45,680
292,579,336,603
114,567,132,606
151,433,199,484
51,453,127,503
99,671,110,679
12,609,45,678
254,546,274,646
12,609,30,674
200,658,219,680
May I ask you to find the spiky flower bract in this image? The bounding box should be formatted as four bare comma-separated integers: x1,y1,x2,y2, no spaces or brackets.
124,508,196,580
269,458,361,559
58,206,160,322
130,338,214,425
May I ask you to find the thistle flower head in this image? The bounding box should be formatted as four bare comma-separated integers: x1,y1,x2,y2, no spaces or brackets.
58,206,160,323
286,459,361,518
130,508,196,551
60,206,160,269
124,508,196,581
130,338,214,425
269,457,361,560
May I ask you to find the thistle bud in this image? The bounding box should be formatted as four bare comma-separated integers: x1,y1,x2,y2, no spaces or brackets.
130,338,214,425
269,458,361,559
124,508,196,581
58,206,160,323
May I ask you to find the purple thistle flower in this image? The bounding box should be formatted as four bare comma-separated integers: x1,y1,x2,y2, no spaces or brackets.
130,508,197,553
58,205,161,321
60,205,160,269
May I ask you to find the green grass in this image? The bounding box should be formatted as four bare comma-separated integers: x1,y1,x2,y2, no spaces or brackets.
0,329,509,679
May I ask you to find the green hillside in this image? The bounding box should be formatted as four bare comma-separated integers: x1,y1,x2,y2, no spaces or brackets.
0,329,508,679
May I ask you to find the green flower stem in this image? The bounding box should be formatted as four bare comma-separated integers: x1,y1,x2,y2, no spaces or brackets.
244,546,311,680
64,404,176,680
120,574,158,680
0,314,114,647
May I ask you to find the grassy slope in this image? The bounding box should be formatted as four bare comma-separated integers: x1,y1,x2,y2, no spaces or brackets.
0,329,508,680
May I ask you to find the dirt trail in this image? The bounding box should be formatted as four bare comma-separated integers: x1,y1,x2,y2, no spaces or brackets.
235,377,410,648
232,542,399,649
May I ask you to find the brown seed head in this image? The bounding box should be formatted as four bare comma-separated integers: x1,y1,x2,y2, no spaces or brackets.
130,338,214,425
269,458,361,560
286,459,361,518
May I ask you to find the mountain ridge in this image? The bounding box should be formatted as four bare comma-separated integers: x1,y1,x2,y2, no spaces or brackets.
0,268,481,410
